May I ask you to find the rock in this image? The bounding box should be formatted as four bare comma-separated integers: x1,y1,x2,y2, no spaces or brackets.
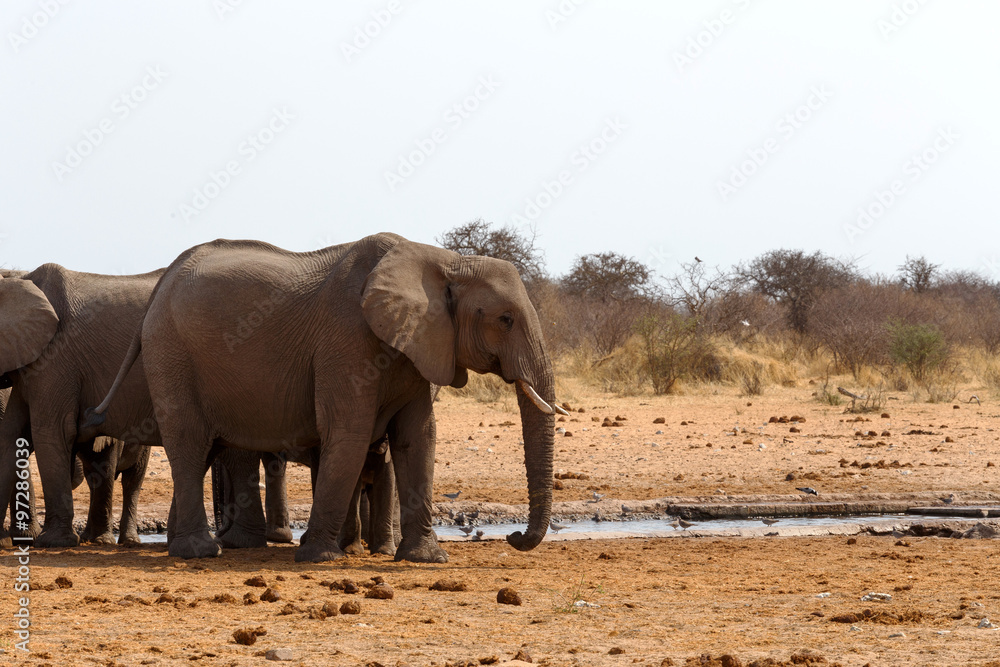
244,575,267,587
860,592,892,602
340,600,361,614
232,626,266,645
265,648,293,661
365,583,394,600
55,576,73,589
497,587,522,606
978,618,995,629
260,588,281,603
430,579,468,592
653,417,666,424
888,632,906,638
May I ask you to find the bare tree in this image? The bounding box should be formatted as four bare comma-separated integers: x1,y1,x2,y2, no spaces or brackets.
563,252,654,303
665,260,728,321
734,249,857,334
436,219,545,282
897,255,939,293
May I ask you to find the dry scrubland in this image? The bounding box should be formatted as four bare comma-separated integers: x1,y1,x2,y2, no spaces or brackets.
6,342,1000,667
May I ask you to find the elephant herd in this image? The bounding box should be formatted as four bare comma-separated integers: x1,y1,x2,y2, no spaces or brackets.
1,233,564,562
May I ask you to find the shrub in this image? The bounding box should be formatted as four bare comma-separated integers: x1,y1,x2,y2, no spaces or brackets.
888,321,949,383
636,314,716,394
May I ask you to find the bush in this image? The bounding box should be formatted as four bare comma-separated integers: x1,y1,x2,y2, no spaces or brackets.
888,321,949,383
636,314,716,394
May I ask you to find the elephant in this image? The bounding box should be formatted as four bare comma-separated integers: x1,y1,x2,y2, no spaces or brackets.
211,436,401,556
84,233,566,562
0,266,164,548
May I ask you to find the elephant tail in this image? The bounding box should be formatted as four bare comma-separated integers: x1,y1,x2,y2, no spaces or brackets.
79,325,143,432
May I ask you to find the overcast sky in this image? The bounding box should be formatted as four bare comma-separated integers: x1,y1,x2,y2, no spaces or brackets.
3,1,998,283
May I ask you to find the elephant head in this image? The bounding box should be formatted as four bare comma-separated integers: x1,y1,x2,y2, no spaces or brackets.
0,275,59,376
362,237,565,551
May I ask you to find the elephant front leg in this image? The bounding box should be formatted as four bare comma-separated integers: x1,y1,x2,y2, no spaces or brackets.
295,431,370,563
213,448,266,549
78,442,118,545
116,444,150,546
32,426,80,548
389,392,447,563
262,453,292,543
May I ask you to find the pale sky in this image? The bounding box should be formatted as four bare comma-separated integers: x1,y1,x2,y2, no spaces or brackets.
3,1,998,283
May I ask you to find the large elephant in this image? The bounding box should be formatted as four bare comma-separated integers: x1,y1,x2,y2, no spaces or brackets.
0,266,164,547
85,233,565,562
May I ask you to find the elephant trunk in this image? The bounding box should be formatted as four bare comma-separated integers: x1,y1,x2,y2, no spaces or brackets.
506,367,555,552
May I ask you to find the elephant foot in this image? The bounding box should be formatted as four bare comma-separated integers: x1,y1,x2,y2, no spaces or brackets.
341,539,366,556
369,540,397,557
0,530,11,550
168,532,222,559
294,539,345,563
265,526,294,544
35,526,80,548
118,531,142,547
394,535,448,563
89,532,117,546
219,529,267,549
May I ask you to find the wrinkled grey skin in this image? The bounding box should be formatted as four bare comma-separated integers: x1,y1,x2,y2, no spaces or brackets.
85,234,559,563
0,266,163,548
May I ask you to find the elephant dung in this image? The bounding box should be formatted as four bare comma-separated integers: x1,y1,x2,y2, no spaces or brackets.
497,587,522,606
232,626,267,646
340,600,362,615
365,583,395,600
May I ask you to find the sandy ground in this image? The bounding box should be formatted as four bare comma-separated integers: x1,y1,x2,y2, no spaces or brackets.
4,380,1000,665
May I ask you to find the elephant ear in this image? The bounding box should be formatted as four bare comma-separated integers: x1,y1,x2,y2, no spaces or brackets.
361,240,459,387
0,276,58,374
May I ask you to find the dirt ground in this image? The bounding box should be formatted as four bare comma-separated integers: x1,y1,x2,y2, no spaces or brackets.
4,380,1000,666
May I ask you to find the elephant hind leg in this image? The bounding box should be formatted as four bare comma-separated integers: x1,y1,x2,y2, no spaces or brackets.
337,479,365,555
262,453,292,543
164,425,221,559
78,439,118,545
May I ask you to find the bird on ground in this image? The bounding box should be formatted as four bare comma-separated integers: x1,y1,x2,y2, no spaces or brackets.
447,508,455,520
466,510,480,521
761,518,779,526
796,487,819,496
668,519,680,530
591,491,605,502
475,529,485,539
550,520,567,533
695,256,702,263
678,519,694,530
442,491,461,500
940,493,955,505
458,525,474,536
453,512,466,525
621,504,633,514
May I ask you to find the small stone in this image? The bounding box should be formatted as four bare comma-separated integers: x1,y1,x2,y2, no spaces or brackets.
55,576,73,589
847,538,857,545
978,618,995,629
365,583,394,600
260,588,281,603
265,648,293,661
340,600,361,614
513,648,533,663
653,417,666,424
497,587,522,606
244,575,267,587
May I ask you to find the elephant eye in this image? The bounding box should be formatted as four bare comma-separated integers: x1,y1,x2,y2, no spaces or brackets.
498,313,514,331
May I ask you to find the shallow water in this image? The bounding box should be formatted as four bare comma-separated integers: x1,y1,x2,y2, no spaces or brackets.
134,513,961,544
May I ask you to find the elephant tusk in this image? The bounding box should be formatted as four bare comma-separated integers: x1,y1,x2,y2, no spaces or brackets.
517,380,555,415
553,403,570,416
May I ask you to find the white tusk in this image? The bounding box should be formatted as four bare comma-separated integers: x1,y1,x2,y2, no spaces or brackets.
554,403,570,416
517,380,555,415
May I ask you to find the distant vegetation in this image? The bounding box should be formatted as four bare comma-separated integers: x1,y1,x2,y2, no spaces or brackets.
438,220,1000,402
